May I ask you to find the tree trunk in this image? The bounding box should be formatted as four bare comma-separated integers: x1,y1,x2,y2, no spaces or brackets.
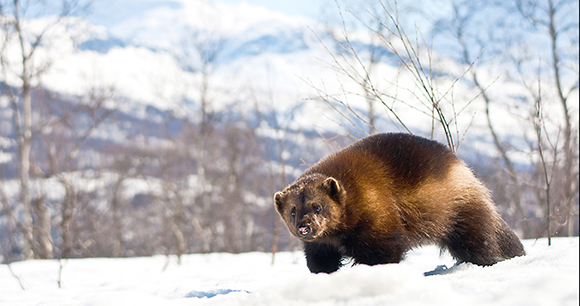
13,0,35,260
32,196,53,259
17,53,35,260
482,85,530,236
111,177,124,257
548,0,577,237
169,222,185,264
60,177,76,259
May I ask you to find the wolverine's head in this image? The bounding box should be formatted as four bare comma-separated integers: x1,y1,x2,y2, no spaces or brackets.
274,174,346,242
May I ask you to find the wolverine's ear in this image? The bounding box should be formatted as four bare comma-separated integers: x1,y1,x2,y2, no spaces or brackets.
274,191,285,212
322,177,342,199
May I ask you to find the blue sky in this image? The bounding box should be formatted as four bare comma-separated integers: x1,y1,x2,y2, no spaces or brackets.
214,0,323,18
83,0,328,31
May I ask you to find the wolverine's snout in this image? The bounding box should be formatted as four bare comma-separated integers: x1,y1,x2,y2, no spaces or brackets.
298,225,311,236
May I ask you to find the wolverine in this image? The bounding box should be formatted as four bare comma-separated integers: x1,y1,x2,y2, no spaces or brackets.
274,133,525,273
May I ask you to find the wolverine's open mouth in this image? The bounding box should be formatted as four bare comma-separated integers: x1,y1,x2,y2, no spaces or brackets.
296,227,316,241
295,217,328,241
298,225,310,236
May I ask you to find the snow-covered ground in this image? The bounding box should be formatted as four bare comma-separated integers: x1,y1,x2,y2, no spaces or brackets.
1,237,577,306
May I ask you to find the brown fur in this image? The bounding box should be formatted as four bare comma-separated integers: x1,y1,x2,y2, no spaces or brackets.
274,133,525,273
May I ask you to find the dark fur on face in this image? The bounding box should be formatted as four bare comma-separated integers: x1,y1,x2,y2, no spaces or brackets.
274,174,345,243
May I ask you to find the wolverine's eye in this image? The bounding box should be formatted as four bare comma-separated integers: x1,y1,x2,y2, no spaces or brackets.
313,204,322,214
290,207,296,218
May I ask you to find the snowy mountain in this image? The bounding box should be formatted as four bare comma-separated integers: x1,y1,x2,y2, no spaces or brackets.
45,0,327,114
5,0,563,144
2,0,577,142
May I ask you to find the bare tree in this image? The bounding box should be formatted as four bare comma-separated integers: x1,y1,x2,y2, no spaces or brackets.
249,83,305,262
0,0,92,259
308,1,479,153
522,0,579,238
322,1,396,135
443,0,530,235
37,86,114,260
504,0,577,239
438,0,578,239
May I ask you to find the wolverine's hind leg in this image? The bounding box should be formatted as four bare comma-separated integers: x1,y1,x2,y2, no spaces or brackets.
495,218,525,258
441,199,523,266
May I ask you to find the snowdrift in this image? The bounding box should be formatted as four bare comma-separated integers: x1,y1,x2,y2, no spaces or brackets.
1,237,578,306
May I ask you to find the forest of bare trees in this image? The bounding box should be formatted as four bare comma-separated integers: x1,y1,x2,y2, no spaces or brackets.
0,0,577,266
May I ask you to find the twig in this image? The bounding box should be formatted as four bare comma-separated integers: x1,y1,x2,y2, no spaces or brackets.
0,245,27,290
57,257,67,289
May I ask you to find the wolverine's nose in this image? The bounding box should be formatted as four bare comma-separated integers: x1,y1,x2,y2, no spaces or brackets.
298,225,311,236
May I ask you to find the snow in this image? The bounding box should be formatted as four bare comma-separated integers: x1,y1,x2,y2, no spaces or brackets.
1,237,578,306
